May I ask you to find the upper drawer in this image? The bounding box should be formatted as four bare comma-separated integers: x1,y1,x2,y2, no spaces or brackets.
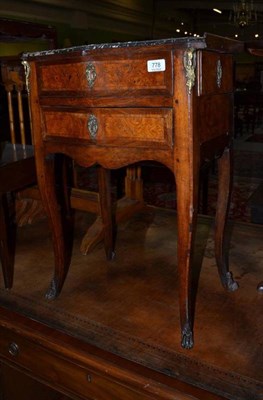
197,51,233,95
37,51,173,98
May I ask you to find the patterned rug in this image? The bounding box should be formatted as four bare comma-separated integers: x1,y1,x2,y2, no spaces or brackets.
246,133,263,143
75,162,263,224
233,149,263,179
143,175,261,223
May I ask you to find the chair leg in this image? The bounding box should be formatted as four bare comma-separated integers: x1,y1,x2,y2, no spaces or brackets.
0,193,14,289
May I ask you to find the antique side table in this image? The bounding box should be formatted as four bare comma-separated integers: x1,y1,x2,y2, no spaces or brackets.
22,34,242,349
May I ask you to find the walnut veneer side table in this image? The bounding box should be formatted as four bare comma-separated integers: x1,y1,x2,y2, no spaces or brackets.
22,34,243,349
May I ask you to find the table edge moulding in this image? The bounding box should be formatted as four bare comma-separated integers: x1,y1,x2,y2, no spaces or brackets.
20,33,243,350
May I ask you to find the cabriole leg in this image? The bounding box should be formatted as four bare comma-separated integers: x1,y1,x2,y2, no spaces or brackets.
36,153,71,299
215,147,238,292
175,165,199,349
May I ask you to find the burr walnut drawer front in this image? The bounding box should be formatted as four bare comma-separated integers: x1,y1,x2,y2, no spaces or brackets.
0,326,158,400
37,51,173,97
42,108,173,148
197,51,233,95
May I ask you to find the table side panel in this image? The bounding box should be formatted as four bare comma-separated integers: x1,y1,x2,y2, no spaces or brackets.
197,51,233,96
197,94,232,144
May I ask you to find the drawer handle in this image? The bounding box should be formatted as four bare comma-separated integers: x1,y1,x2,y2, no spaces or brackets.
87,114,98,139
86,62,97,88
8,342,19,357
216,59,222,88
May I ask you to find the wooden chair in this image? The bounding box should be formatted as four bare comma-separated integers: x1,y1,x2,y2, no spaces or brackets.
0,19,57,289
0,58,36,288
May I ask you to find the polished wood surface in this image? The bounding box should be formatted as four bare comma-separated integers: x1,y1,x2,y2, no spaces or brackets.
23,34,241,349
0,308,221,400
0,209,262,400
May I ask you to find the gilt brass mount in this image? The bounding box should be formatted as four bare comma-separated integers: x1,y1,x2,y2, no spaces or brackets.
22,60,31,93
183,48,196,94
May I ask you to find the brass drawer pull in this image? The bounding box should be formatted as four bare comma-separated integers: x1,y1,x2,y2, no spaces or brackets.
86,62,97,88
8,342,19,357
216,59,222,88
87,114,98,139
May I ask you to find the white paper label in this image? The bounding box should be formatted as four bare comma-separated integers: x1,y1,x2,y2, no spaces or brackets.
147,59,166,72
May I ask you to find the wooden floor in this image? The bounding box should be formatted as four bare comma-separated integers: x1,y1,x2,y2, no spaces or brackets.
0,206,263,400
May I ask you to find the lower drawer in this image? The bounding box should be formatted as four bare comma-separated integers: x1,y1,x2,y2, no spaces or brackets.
42,107,173,149
0,327,156,400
